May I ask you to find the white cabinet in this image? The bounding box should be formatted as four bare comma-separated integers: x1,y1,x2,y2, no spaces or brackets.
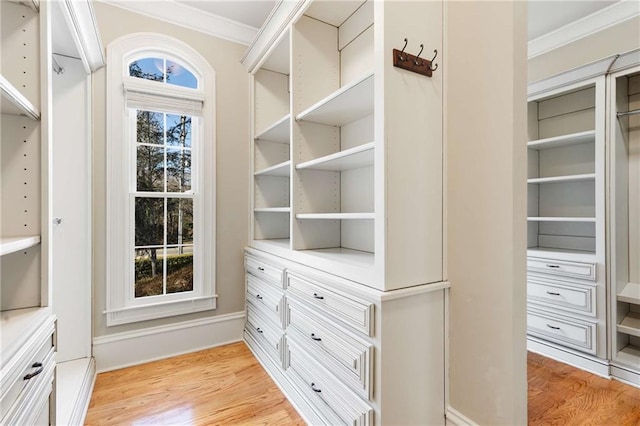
609,54,640,385
244,248,446,426
1,2,56,423
526,75,608,366
245,0,443,291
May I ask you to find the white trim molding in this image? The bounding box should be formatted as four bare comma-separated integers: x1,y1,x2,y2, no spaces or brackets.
60,0,105,72
93,312,246,372
528,0,640,59
445,406,479,426
97,0,258,46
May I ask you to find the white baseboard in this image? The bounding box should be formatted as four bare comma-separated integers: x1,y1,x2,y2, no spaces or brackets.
56,357,96,426
93,312,245,372
611,365,640,388
70,358,96,426
527,337,610,378
446,406,478,426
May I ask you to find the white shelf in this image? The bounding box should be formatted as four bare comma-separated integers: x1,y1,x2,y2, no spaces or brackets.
618,312,640,338
0,235,41,256
527,246,596,259
296,72,374,126
617,344,640,365
618,282,640,305
527,173,596,184
527,130,595,150
254,207,291,213
296,142,374,171
0,74,40,120
527,217,596,222
300,247,375,269
255,114,290,143
252,238,291,251
296,212,374,220
254,160,291,177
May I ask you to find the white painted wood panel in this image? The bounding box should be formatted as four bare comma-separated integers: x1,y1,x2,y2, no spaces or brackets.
628,79,640,284
538,108,595,139
341,26,374,86
255,114,290,144
254,211,290,240
254,69,289,136
537,142,595,177
255,139,289,172
537,181,595,217
338,0,372,50
341,113,373,150
537,87,595,120
304,0,366,27
254,176,289,209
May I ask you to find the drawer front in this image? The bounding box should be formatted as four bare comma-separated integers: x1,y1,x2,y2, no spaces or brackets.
286,272,374,337
287,297,373,400
245,254,283,288
0,325,54,421
528,257,596,281
527,310,596,354
246,303,284,366
527,278,595,317
2,347,55,426
246,274,284,328
286,339,373,426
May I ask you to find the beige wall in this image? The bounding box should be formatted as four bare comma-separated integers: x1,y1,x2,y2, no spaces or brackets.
529,16,640,83
445,1,528,424
92,3,249,337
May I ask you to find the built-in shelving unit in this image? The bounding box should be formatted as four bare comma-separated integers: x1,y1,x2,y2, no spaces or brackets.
609,67,640,381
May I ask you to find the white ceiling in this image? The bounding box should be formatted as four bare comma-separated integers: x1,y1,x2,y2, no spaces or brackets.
177,0,622,41
176,0,276,29
528,0,620,40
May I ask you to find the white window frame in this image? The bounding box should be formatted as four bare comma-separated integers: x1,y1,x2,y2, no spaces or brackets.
106,33,216,326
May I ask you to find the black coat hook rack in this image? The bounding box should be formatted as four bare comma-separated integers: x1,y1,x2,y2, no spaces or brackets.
392,39,438,77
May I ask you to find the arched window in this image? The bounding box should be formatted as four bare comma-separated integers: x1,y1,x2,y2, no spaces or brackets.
106,34,216,326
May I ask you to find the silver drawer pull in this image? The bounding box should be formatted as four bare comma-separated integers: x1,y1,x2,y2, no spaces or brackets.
256,327,263,334
23,362,43,380
313,293,324,300
310,333,322,342
257,267,265,271
311,383,322,393
546,324,561,330
546,291,561,296
256,294,263,300
545,264,560,269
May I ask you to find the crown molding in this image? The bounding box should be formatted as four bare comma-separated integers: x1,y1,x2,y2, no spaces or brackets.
528,0,640,59
97,0,259,46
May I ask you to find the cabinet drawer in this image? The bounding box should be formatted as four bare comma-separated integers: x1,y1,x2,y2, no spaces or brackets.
528,257,596,281
0,322,55,421
286,272,374,337
527,279,595,317
246,274,285,328
527,310,596,354
286,339,373,426
245,254,283,288
246,303,284,367
287,297,373,400
1,347,55,426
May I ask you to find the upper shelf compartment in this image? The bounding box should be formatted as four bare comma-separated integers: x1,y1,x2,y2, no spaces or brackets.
0,75,40,120
255,114,290,144
527,130,595,150
296,72,374,126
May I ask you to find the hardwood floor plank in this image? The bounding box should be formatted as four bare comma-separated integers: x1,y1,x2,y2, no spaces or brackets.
85,342,304,426
528,352,640,425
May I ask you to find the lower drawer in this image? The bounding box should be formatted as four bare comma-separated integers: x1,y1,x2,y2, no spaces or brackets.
286,339,373,426
246,303,284,368
527,310,596,354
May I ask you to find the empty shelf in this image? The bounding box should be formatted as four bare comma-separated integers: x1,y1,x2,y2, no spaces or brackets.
297,72,374,126
0,235,41,256
296,142,374,171
618,312,640,338
255,114,290,143
527,173,596,184
254,207,291,213
254,160,291,177
527,217,596,222
296,213,374,220
527,130,595,150
616,344,640,365
618,282,640,305
1,74,40,120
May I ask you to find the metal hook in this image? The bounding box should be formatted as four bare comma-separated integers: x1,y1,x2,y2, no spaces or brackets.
399,38,408,61
429,49,438,71
414,44,424,65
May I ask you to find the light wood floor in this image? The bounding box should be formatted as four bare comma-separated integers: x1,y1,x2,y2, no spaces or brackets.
528,351,640,425
86,343,640,425
84,342,304,425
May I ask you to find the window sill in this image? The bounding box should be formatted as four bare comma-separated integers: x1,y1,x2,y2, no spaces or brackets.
105,295,217,326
